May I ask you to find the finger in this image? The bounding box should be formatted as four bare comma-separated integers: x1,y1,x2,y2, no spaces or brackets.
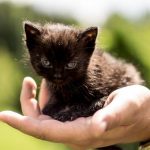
39,79,50,110
0,111,84,143
0,111,56,141
68,144,87,150
0,111,55,141
91,95,136,137
0,111,41,138
0,110,60,142
89,125,131,148
20,77,41,117
93,119,149,147
0,111,93,144
104,90,117,107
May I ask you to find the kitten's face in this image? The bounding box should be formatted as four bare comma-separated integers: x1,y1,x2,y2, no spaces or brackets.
24,21,98,85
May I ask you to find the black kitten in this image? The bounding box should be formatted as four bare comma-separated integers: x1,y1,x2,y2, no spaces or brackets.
24,21,143,149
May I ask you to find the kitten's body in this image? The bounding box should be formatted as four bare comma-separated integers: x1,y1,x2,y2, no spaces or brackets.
43,49,142,121
24,22,143,150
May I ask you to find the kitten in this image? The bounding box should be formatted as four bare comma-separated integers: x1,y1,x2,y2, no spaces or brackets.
24,21,143,150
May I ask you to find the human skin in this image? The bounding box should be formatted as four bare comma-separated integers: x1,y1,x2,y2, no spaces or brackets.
0,77,150,150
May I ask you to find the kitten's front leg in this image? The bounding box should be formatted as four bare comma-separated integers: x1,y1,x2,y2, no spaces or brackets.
42,97,65,118
43,97,107,122
51,104,90,121
53,97,107,122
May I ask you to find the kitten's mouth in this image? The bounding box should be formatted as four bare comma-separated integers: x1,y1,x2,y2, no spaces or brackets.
53,79,64,84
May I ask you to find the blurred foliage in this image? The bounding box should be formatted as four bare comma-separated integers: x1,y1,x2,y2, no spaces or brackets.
0,47,23,111
0,1,150,150
99,14,150,86
0,2,79,57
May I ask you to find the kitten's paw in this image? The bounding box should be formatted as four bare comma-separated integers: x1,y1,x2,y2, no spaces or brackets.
53,112,72,122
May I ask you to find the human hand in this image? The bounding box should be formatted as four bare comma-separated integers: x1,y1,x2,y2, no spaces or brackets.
0,77,150,150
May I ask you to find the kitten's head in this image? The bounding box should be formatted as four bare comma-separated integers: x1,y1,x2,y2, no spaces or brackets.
24,21,98,85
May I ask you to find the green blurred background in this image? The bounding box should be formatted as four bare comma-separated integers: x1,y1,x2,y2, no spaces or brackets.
0,1,150,150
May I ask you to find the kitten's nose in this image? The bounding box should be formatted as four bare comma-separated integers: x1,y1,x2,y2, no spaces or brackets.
54,73,62,79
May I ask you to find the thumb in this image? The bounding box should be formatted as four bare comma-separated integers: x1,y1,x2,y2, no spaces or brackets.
91,94,136,137
39,79,50,110
20,77,41,117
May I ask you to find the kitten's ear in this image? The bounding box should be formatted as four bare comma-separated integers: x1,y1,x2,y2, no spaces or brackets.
23,21,41,49
24,21,41,37
79,27,98,44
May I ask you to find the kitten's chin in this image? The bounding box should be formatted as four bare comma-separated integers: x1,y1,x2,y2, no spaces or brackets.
52,79,67,86
47,78,71,86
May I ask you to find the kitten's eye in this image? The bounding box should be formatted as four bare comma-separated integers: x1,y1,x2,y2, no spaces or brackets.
65,61,77,69
41,57,52,68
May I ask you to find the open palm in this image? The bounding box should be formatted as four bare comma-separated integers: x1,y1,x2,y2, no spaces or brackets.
0,77,150,150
